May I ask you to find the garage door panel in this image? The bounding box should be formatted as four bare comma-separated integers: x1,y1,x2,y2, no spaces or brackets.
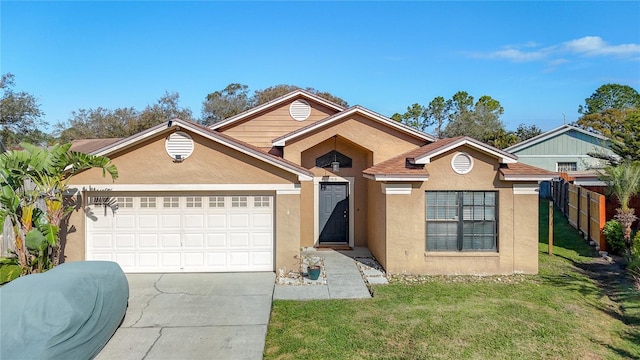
207,252,227,266
252,233,272,247
252,251,273,266
161,234,181,248
115,215,135,229
115,253,135,267
184,252,205,267
139,215,158,228
184,214,204,228
229,252,250,266
139,253,159,267
161,214,181,229
161,252,181,266
207,233,227,247
139,234,159,248
87,194,273,273
92,234,113,248
229,233,250,247
252,213,272,228
207,214,226,228
184,234,204,248
115,234,135,248
229,214,250,228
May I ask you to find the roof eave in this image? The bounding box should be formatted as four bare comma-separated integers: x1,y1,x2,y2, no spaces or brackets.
500,174,557,182
363,173,430,182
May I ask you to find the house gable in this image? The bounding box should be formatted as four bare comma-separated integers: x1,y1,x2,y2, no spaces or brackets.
211,90,345,148
68,129,302,187
281,112,431,166
504,125,613,172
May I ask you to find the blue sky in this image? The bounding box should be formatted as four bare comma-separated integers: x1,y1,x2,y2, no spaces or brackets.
2,1,639,135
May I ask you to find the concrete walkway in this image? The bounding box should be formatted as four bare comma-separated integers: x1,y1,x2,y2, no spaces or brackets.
96,273,275,360
273,248,386,300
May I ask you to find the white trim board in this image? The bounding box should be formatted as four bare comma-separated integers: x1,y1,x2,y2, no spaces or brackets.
66,183,300,195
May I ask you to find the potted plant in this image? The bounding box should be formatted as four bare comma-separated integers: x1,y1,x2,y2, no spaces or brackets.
305,256,322,280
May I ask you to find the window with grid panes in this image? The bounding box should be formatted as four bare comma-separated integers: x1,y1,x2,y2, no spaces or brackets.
231,196,247,208
139,197,156,208
254,196,271,207
117,197,133,208
163,197,180,208
186,196,202,208
209,196,225,208
426,191,497,252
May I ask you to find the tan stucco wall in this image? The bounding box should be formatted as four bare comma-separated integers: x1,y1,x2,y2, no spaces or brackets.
383,145,539,275
366,180,387,268
64,194,85,262
218,99,340,148
69,131,298,186
275,193,302,273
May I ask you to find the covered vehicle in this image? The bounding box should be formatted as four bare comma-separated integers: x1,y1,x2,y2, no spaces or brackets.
0,261,128,359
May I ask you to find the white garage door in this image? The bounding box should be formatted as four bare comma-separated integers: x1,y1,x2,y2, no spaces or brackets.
86,194,274,272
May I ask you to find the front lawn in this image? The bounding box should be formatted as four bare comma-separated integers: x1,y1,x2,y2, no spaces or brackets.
265,200,640,359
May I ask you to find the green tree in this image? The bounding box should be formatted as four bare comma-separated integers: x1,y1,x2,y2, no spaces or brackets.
576,84,640,137
444,92,505,142
0,143,118,279
201,83,253,125
393,103,431,131
0,74,48,148
607,109,640,163
55,92,192,142
203,84,349,125
425,96,448,139
601,161,640,252
514,123,542,142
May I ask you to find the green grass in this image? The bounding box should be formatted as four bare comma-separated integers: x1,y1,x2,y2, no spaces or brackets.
265,200,640,360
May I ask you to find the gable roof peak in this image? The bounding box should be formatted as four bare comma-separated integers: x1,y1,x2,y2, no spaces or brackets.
504,123,610,153
209,89,347,130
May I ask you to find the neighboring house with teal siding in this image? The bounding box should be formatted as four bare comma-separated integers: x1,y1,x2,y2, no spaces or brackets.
505,124,613,174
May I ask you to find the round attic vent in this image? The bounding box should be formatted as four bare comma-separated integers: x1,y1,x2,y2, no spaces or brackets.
165,131,194,161
289,99,311,121
451,152,473,174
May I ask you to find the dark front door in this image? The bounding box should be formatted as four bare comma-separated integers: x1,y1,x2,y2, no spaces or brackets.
319,182,349,243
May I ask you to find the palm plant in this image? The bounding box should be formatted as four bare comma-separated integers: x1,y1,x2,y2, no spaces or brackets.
0,142,118,281
601,161,640,252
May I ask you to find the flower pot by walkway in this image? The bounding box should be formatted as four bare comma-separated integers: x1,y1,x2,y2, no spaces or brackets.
273,247,387,300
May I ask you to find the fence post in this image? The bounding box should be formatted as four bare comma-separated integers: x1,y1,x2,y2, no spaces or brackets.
587,191,591,243
549,200,554,256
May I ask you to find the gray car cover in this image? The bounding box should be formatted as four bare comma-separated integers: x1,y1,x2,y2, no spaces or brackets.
0,261,129,360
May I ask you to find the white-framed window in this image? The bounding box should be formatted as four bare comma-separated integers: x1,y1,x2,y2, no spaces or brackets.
140,197,156,208
209,196,225,208
186,196,202,208
254,196,271,208
426,191,497,252
116,197,134,208
231,196,248,208
163,197,180,208
557,162,577,172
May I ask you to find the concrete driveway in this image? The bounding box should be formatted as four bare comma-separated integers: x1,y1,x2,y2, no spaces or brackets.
96,272,275,360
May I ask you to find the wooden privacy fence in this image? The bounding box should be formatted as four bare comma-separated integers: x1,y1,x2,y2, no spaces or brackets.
552,179,607,251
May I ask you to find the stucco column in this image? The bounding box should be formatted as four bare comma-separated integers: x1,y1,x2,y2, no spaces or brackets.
275,192,302,273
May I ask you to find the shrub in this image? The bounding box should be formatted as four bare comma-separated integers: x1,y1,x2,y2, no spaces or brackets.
603,220,625,254
633,231,640,257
